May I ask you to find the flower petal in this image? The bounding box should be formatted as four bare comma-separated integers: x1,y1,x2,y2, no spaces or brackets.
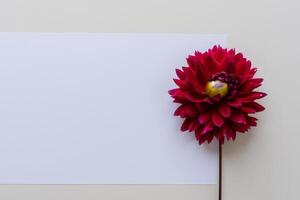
201,121,214,134
212,109,225,127
227,99,242,108
173,78,186,88
215,129,224,140
207,132,214,143
239,68,257,85
218,102,231,118
239,107,256,113
198,134,207,144
181,118,192,131
230,111,246,124
168,89,179,95
174,105,184,116
234,61,246,75
233,123,250,132
240,92,267,102
243,102,265,112
198,55,213,80
198,112,211,124
186,54,209,84
188,119,199,132
195,103,209,112
175,69,185,79
170,90,188,103
238,78,263,95
246,116,257,126
185,93,212,103
195,128,202,141
203,54,218,74
220,124,228,140
227,126,236,140
189,80,206,94
180,105,197,117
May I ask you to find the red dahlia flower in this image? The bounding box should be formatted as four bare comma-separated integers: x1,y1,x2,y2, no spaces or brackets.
169,46,266,144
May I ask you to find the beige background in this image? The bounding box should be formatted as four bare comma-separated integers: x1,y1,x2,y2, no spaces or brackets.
0,0,299,199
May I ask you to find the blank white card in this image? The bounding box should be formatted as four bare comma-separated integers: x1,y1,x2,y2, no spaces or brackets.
0,33,225,184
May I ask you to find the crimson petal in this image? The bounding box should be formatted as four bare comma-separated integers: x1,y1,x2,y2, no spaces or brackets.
181,118,192,131
240,107,256,113
212,109,225,127
174,105,184,116
168,89,179,95
239,78,263,95
198,134,207,145
233,123,250,132
188,119,199,132
185,93,212,103
180,105,198,117
246,116,257,126
198,112,211,124
201,122,214,134
230,111,246,124
227,126,236,140
175,69,185,79
227,99,242,108
173,78,186,88
218,102,231,118
244,102,265,112
240,92,267,102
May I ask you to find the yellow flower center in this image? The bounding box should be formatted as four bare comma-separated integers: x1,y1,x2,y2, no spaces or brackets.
205,80,228,98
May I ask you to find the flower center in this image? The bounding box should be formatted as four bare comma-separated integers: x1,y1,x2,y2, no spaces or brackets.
206,72,239,98
206,80,228,98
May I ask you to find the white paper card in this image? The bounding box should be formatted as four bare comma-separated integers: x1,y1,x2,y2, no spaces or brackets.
0,33,225,184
